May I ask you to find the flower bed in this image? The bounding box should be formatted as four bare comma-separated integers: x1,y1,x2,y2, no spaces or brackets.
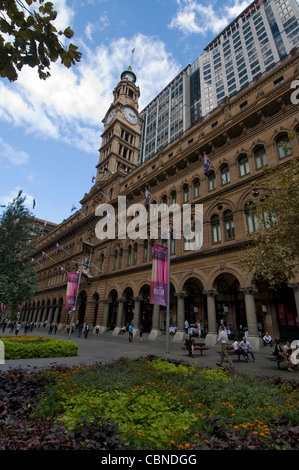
0,335,78,359
0,356,298,450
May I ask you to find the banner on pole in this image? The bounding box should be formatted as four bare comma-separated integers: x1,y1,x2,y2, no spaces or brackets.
65,273,79,309
150,244,168,307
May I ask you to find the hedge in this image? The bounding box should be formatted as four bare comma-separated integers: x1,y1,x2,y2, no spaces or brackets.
0,335,78,359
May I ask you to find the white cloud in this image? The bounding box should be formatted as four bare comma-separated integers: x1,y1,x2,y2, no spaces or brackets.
169,0,249,36
85,12,110,41
0,34,179,154
0,138,30,166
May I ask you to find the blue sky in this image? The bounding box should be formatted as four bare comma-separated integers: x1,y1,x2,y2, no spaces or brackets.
0,0,250,224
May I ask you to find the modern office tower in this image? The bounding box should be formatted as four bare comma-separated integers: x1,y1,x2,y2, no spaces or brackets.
139,0,299,164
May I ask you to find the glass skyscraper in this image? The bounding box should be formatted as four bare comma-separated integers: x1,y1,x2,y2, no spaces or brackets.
138,0,299,164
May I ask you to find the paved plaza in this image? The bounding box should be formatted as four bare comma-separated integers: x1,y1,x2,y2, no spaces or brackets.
0,327,298,380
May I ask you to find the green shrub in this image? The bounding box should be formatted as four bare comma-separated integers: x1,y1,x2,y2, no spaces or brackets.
0,335,78,359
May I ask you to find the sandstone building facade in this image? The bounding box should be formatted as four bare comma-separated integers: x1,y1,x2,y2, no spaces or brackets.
23,49,299,349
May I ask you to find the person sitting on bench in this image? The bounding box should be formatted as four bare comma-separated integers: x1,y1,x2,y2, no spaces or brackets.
233,339,248,361
283,340,294,372
239,337,256,362
274,340,285,361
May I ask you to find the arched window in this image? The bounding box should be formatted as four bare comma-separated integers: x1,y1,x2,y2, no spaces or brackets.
245,202,259,233
119,248,123,268
143,240,148,261
211,214,221,243
260,196,276,229
193,179,201,197
171,191,176,205
113,250,118,269
238,155,250,176
183,185,189,202
162,195,167,212
254,146,267,169
223,210,234,240
276,134,292,159
220,164,230,185
133,243,138,264
127,246,132,266
184,224,191,250
150,240,155,260
208,171,216,191
170,237,176,254
99,254,104,272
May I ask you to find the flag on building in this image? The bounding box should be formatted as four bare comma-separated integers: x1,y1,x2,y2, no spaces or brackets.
92,175,96,183
150,244,168,307
145,189,152,207
84,257,90,269
104,166,115,174
56,243,61,252
42,252,45,261
71,205,77,212
204,152,211,176
65,273,79,309
33,198,36,209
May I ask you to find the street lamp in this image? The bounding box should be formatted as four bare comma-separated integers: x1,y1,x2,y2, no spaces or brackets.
68,257,94,339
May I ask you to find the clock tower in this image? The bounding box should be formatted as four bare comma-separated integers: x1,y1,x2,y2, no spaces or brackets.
96,65,141,181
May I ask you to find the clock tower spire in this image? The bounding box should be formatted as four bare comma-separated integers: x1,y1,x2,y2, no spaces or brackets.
96,64,141,181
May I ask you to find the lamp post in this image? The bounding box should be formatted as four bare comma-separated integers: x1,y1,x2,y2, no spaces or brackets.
166,235,170,354
165,226,173,354
68,257,95,339
68,258,84,339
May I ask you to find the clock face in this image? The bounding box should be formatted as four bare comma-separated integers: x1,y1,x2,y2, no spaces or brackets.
106,108,115,124
123,106,138,124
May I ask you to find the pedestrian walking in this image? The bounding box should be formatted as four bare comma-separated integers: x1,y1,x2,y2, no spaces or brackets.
216,324,234,368
128,323,133,342
139,324,143,342
84,323,90,339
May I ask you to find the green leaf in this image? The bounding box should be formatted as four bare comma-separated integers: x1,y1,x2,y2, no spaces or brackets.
63,27,74,39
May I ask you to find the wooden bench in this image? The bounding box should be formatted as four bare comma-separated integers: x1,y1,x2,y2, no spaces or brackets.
182,342,209,356
266,354,287,370
217,346,244,361
194,342,209,355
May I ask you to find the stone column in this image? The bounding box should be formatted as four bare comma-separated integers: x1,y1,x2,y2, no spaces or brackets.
101,300,110,332
113,298,124,335
203,289,217,347
149,304,161,340
240,286,262,350
173,293,186,342
36,307,43,324
133,297,142,336
41,307,48,324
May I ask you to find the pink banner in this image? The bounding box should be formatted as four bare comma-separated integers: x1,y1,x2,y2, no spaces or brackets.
150,244,168,306
65,273,79,309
